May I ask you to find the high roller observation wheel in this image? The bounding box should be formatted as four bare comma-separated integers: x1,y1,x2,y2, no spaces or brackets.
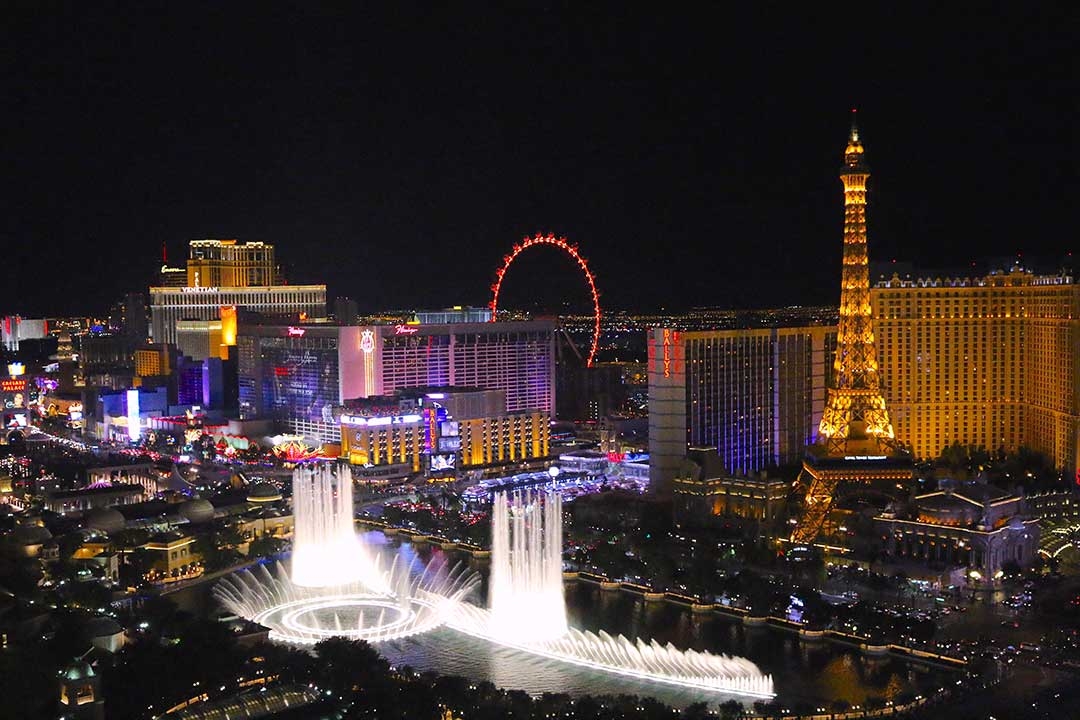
490,233,601,368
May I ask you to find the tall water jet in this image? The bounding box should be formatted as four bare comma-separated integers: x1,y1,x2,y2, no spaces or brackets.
290,463,366,588
488,489,568,643
445,486,776,698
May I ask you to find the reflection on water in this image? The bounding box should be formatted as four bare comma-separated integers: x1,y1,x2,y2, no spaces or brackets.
170,533,951,709
378,537,950,708
378,627,728,708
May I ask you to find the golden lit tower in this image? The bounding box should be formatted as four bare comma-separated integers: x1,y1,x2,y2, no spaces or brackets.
791,112,911,545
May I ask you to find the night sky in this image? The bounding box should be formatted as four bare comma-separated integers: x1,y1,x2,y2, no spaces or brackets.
3,4,1074,317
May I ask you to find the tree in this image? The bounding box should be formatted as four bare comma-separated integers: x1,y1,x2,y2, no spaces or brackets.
682,701,711,719
122,547,156,585
718,699,744,720
314,637,389,694
248,535,287,558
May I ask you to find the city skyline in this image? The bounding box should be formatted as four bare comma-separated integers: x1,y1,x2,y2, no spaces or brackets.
4,6,1073,317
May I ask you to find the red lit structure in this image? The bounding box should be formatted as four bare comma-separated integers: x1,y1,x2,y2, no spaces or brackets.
490,233,601,367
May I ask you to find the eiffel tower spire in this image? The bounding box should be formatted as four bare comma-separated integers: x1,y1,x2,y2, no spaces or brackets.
791,114,911,545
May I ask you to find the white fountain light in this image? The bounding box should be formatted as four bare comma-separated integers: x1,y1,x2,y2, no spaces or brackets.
488,489,568,644
215,470,775,699
446,487,775,699
214,556,478,645
290,464,380,589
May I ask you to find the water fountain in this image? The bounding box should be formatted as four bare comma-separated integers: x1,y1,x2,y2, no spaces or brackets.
214,463,477,644
290,463,367,587
488,489,567,643
215,470,774,699
448,487,776,698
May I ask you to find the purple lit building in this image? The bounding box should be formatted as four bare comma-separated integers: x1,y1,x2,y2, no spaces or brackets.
238,319,554,444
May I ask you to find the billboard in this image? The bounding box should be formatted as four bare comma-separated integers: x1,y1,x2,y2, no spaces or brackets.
438,435,461,453
429,453,457,473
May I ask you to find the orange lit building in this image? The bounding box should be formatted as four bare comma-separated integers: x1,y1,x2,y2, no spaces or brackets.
339,388,549,477
872,266,1080,476
672,448,788,526
150,239,325,345
133,344,174,377
186,239,279,288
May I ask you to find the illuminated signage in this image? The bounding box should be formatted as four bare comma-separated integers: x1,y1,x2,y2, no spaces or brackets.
126,389,141,442
286,326,306,337
424,407,437,452
429,453,457,473
662,329,672,378
180,286,220,293
0,379,25,393
7,362,25,377
843,455,887,461
394,324,419,335
340,413,422,427
360,330,375,354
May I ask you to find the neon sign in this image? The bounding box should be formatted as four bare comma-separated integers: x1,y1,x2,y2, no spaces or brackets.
360,330,375,354
394,324,419,335
341,413,422,427
7,362,25,377
0,379,25,393
286,326,306,337
662,329,672,378
180,286,220,293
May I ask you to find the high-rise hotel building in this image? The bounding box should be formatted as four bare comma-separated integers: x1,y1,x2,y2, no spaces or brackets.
238,319,555,443
872,266,1080,475
150,239,326,345
648,325,836,495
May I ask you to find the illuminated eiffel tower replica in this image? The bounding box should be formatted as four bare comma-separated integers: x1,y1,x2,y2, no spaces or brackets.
790,112,912,545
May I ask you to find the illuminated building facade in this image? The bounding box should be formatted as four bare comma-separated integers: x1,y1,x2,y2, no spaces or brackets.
133,344,176,377
237,324,365,443
647,325,835,496
150,286,325,345
239,320,554,445
792,115,911,544
149,238,325,344
872,267,1080,476
339,387,549,476
1,316,48,351
672,448,789,527
185,239,279,288
874,483,1039,585
353,320,555,415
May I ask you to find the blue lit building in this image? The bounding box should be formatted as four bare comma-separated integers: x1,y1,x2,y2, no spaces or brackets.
648,326,836,496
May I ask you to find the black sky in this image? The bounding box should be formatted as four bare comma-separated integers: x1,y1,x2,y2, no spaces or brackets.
3,4,1075,317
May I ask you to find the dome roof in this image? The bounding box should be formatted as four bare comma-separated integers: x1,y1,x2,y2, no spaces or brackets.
246,482,282,503
62,660,96,681
14,523,52,545
83,616,123,638
85,508,126,534
178,499,215,524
